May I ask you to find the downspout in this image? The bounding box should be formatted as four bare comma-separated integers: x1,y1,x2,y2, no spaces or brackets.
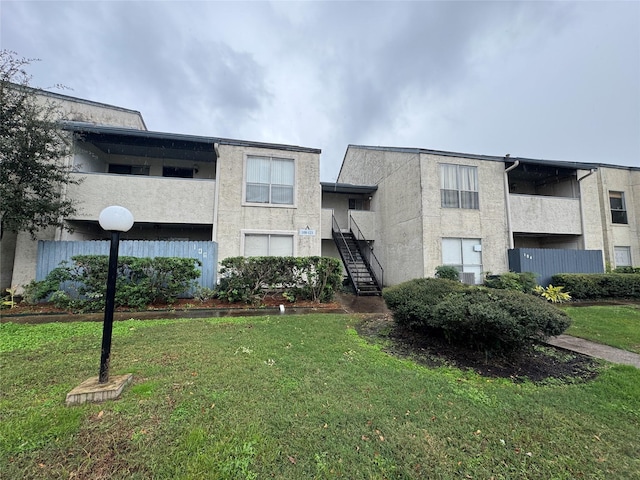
503,160,520,250
577,168,596,249
211,142,221,242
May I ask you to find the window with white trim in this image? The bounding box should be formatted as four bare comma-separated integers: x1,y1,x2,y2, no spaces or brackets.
614,246,632,267
245,156,294,205
442,238,483,284
244,234,293,257
609,191,628,224
440,164,479,209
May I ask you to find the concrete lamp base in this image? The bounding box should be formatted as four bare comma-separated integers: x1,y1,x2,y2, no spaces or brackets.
66,374,133,406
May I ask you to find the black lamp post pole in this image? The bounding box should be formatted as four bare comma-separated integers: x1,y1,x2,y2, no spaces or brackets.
99,230,121,383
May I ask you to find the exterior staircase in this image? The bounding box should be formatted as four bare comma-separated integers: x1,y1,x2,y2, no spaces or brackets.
333,230,382,296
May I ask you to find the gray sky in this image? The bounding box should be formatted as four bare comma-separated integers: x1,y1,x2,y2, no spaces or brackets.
2,1,639,180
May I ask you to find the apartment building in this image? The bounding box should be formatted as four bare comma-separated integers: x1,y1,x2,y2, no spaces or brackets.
324,145,638,289
3,91,322,291
2,90,637,294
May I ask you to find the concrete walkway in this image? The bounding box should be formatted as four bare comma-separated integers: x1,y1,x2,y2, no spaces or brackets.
547,335,640,368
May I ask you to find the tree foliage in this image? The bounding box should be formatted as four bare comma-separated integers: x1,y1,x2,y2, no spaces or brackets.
0,50,78,239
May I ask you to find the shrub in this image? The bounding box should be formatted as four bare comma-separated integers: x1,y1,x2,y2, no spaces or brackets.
431,288,571,353
484,272,537,293
434,265,460,281
217,256,342,304
25,255,202,311
382,278,468,329
22,265,73,304
383,278,571,354
552,273,640,300
614,266,640,274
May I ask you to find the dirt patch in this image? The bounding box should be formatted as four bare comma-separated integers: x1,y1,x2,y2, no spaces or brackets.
355,313,602,383
1,293,342,317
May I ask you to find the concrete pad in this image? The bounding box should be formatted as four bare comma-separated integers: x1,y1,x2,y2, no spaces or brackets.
66,374,133,406
547,335,640,368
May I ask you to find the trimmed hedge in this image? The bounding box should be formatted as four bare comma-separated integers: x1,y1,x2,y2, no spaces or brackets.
552,273,640,300
383,278,571,354
217,256,342,303
24,255,202,311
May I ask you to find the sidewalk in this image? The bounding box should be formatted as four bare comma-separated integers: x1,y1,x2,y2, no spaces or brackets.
547,335,640,368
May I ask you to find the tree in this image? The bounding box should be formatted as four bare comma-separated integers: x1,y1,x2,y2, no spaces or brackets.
0,49,78,239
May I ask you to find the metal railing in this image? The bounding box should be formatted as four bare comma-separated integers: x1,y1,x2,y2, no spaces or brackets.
349,214,383,290
332,215,363,292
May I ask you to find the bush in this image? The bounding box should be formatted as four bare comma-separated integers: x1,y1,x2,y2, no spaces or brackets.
552,273,640,300
431,289,571,353
382,278,467,329
217,256,342,304
614,266,640,274
25,255,202,311
434,265,460,281
383,278,571,354
484,272,537,293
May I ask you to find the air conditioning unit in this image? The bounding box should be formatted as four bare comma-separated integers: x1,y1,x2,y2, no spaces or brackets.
459,272,476,285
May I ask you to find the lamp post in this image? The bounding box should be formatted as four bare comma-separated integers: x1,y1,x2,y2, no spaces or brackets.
98,206,134,383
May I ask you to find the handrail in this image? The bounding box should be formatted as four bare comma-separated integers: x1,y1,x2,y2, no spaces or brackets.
332,215,369,294
349,214,383,289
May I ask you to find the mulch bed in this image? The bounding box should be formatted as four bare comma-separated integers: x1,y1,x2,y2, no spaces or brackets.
1,293,342,317
355,313,602,384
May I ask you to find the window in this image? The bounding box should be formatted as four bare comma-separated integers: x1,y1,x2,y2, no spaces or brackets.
442,238,482,284
163,166,194,178
245,156,294,205
609,191,628,224
614,246,632,267
348,198,363,210
244,233,293,257
440,164,479,209
108,164,150,175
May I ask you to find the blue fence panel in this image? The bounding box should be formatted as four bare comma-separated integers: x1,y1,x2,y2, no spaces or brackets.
36,240,217,290
508,248,604,286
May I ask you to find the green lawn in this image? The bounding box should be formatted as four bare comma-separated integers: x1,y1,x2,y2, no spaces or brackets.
1,314,639,479
564,305,640,354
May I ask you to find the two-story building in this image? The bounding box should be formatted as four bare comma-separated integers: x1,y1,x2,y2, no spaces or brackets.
4,90,321,291
2,90,638,294
323,145,638,290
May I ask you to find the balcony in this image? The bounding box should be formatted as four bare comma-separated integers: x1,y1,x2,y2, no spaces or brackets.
509,194,582,235
67,173,216,224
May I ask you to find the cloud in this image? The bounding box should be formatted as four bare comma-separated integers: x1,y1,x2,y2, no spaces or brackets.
1,0,638,181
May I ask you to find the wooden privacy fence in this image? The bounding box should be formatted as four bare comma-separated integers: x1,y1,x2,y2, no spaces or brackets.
508,248,604,286
36,240,218,289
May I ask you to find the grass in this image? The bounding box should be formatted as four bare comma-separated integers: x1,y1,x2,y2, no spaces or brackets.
1,314,639,479
564,305,640,353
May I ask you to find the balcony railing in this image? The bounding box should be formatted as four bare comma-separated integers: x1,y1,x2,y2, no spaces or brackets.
66,173,216,224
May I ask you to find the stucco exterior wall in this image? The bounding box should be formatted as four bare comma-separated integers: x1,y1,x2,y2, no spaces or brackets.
214,144,322,263
35,90,146,130
65,173,216,224
596,166,640,267
339,147,424,285
421,154,509,281
10,228,56,291
321,193,350,232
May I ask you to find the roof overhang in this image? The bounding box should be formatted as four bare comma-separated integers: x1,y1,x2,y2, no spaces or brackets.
321,182,378,194
62,121,321,163
64,121,218,163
